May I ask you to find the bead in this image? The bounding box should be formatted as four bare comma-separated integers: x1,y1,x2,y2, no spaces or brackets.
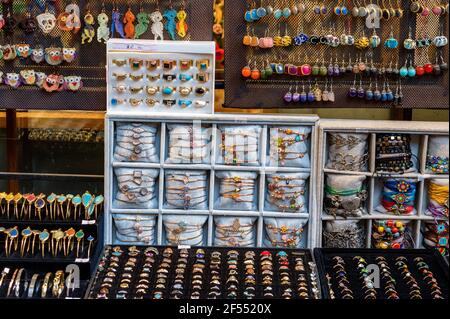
416,66,425,76
424,63,434,74
241,66,251,77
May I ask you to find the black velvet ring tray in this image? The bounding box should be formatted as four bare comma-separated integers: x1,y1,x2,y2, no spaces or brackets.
87,246,319,300
314,248,449,300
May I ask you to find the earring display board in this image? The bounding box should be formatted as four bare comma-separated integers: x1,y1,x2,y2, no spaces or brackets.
316,119,449,252
224,0,449,109
0,0,214,111
107,39,216,115
314,248,449,300
104,113,319,249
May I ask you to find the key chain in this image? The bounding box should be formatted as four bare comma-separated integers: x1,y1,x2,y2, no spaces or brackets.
81,5,96,44
150,0,164,40
111,2,125,38
135,2,150,39
124,5,136,39
164,0,178,40
97,2,110,43
177,0,188,38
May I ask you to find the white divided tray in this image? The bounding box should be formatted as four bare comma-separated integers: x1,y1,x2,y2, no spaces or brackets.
107,39,216,115
105,113,319,248
316,119,449,249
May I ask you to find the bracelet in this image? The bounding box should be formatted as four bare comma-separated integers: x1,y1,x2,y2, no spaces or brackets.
7,268,19,298
28,274,40,298
273,202,304,212
325,185,365,197
166,185,207,192
0,267,10,289
329,134,366,150
52,270,65,298
41,272,52,298
167,177,207,184
13,268,26,298
220,194,255,202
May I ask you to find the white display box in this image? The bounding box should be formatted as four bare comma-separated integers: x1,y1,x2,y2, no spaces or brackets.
316,119,449,249
105,113,320,248
107,39,216,115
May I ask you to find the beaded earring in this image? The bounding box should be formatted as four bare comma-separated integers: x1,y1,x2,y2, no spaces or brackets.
292,82,300,102
399,57,409,77
241,60,252,78
407,55,417,77
300,82,308,103
307,82,316,102
404,27,417,50
257,0,268,18
250,61,261,80
312,58,320,76
381,81,388,101
370,28,381,48
314,81,322,102
339,55,347,74
386,81,394,101
334,56,341,76
322,80,330,102
374,80,382,101
348,76,358,98
284,85,293,103
370,58,378,75
320,57,328,76
384,27,399,49
293,23,309,46
281,24,292,47
352,0,361,17
328,79,336,102
365,79,374,101
357,78,365,99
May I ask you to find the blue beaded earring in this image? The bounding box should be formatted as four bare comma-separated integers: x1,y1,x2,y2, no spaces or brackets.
366,80,374,101
257,0,268,18
386,81,394,101
300,82,308,103
399,57,409,77
307,82,315,102
284,85,293,103
373,80,382,101
357,78,365,98
348,76,358,98
381,82,388,102
384,27,399,49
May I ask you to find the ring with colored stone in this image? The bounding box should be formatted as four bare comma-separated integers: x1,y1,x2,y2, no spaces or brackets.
180,59,193,70
178,100,193,108
196,73,209,82
111,98,125,106
163,74,176,81
196,59,210,71
163,60,176,70
129,59,144,70
130,73,144,81
162,86,175,95
179,74,193,82
163,99,176,107
195,87,209,96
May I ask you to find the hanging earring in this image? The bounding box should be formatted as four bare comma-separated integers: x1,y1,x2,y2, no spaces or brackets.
396,80,404,106
273,1,283,19
313,80,322,101
339,54,347,74
404,27,417,50
284,85,293,103
346,54,353,73
300,82,308,103
439,51,448,71
400,57,409,77
111,3,125,38
328,79,336,102
328,57,334,76
312,58,320,76
293,82,300,102
366,79,374,101
124,5,136,39
395,0,404,17
386,81,394,101
257,0,268,18
282,0,292,18
424,52,434,74
348,76,358,98
97,3,110,43
370,28,381,48
81,6,96,44
250,28,259,47
386,61,393,75
352,0,361,16
265,59,274,77
334,56,340,76
282,24,292,47
241,59,252,77
374,80,382,101
357,77,365,99
381,81,388,102
322,80,329,102
384,27,399,49
307,82,316,102
294,22,309,45
163,0,178,40
407,55,417,77
251,61,261,80
370,58,377,75
320,57,328,76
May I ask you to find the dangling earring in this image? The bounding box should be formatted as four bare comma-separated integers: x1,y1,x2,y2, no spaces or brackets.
293,82,300,103
320,57,328,76
257,0,268,18
282,24,292,47
300,82,307,103
433,52,442,75
348,76,357,98
370,28,381,48
374,80,382,101
243,26,251,46
339,55,346,74
314,80,322,102
366,79,374,101
357,77,365,99
439,51,448,71
251,61,261,80
404,27,417,50
250,28,259,47
307,81,315,102
407,55,417,77
346,54,353,73
241,60,252,78
284,85,293,103
384,27,399,49
322,80,330,102
334,56,340,76
399,57,409,77
386,81,394,101
282,0,292,18
328,79,336,102
176,1,189,38
352,0,360,17
381,81,388,102
370,58,377,75
328,57,334,76
163,0,178,40
312,58,320,76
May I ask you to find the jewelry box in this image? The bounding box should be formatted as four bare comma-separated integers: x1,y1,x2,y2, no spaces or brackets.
105,113,319,248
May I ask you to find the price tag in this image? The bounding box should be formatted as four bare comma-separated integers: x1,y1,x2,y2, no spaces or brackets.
178,245,191,250
82,220,96,225
75,258,90,264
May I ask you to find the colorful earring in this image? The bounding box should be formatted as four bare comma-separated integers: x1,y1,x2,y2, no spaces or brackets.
365,80,374,101
284,85,293,103
374,80,382,101
357,78,365,99
124,6,136,39
241,60,252,78
81,8,96,44
177,1,189,38
307,82,315,102
348,76,358,98
135,5,150,39
299,82,307,103
111,4,125,38
404,27,417,50
384,28,399,49
97,3,110,43
163,1,178,40
370,29,381,48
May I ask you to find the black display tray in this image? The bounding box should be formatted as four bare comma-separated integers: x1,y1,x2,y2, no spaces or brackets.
87,246,320,300
314,248,449,300
0,259,91,299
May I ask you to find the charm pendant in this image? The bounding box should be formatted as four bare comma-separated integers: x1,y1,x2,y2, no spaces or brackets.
82,10,96,44
64,76,83,92
2,44,16,61
62,47,77,63
176,6,188,38
5,73,21,89
384,30,399,49
112,7,125,38
124,7,136,39
37,10,57,34
163,4,178,40
15,44,31,59
370,29,381,48
150,10,164,40
135,10,150,39
20,70,36,85
45,47,63,66
97,10,110,43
